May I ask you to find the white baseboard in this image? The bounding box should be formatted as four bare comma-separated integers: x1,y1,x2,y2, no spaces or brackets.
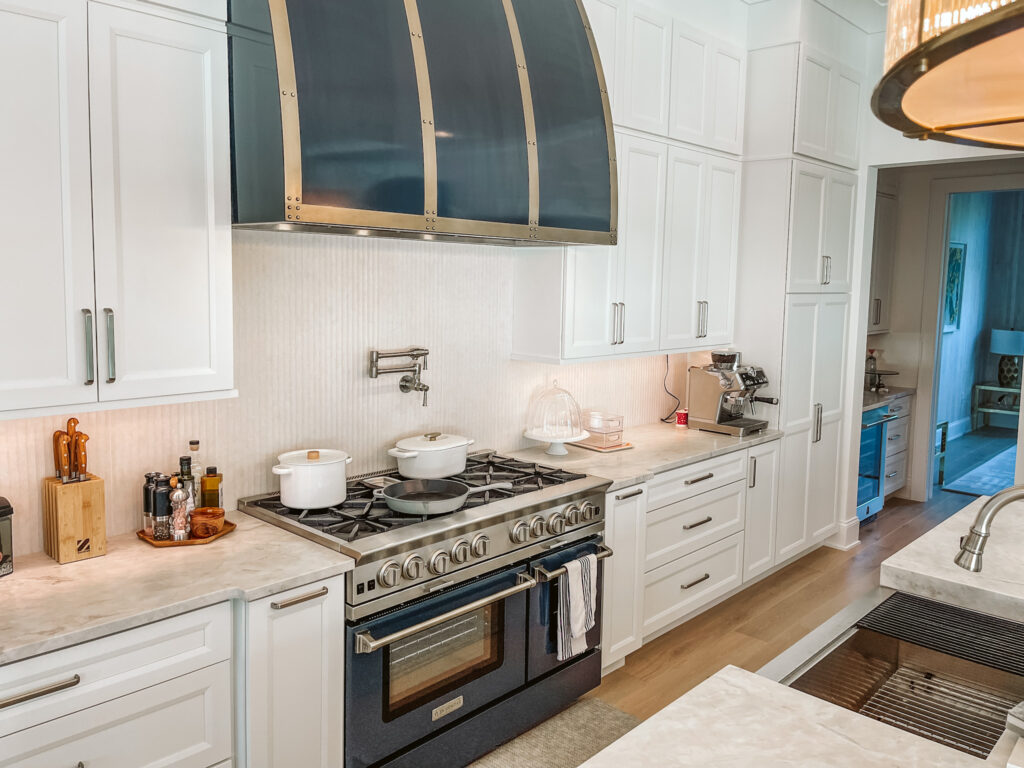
947,417,972,442
825,517,861,551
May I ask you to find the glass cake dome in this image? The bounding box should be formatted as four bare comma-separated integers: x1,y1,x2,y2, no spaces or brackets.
523,380,589,455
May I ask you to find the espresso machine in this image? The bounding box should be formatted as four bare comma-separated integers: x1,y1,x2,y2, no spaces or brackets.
687,351,778,436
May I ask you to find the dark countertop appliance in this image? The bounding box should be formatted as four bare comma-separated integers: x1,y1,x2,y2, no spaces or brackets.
0,497,12,578
240,452,612,768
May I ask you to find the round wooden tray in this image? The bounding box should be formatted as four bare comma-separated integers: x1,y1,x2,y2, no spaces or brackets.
137,519,236,547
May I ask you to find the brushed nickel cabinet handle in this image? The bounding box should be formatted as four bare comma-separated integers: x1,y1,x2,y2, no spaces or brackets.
271,585,328,610
749,456,757,488
0,674,81,710
610,303,618,346
683,515,713,530
680,573,711,590
82,309,95,386
103,308,116,383
873,297,882,325
684,472,714,486
885,471,898,478
615,488,643,501
618,302,626,344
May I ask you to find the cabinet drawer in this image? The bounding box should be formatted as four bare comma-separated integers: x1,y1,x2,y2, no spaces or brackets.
884,451,907,495
646,451,748,510
0,602,230,737
885,396,911,419
642,532,744,636
0,661,232,767
886,415,909,456
645,480,745,572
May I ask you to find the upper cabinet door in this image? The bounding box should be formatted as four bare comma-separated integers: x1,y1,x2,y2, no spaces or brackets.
830,66,862,168
0,0,97,412
868,193,897,334
621,2,672,135
787,161,828,293
660,147,705,350
821,170,857,293
794,48,832,161
617,135,666,355
701,156,741,345
89,3,233,401
563,244,620,359
667,22,708,146
582,0,627,120
707,44,745,155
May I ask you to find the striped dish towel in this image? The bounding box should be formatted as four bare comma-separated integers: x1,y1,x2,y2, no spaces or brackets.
557,553,598,661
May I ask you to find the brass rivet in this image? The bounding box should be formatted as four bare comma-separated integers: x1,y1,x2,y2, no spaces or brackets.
296,206,301,211
287,196,292,200
296,197,300,202
287,205,292,210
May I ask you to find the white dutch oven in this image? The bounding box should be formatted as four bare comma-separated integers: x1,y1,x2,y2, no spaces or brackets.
272,449,352,509
387,432,475,479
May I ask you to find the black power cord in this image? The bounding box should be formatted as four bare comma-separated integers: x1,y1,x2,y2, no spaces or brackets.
661,354,681,423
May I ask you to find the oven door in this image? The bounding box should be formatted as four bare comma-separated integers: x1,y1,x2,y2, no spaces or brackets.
345,565,531,768
527,536,607,681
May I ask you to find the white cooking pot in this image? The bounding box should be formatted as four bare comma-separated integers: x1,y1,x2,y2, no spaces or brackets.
272,448,352,509
387,432,475,479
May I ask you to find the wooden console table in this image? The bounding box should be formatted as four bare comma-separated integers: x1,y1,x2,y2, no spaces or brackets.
971,382,1021,429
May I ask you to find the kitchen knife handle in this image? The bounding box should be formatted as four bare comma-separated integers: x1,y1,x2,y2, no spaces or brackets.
103,308,116,383
74,433,89,479
58,434,72,482
82,309,95,386
53,431,65,479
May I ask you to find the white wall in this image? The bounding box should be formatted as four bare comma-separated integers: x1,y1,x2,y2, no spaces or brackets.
1,231,687,555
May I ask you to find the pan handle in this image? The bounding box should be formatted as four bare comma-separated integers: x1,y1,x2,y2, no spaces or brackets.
373,489,385,498
465,482,514,495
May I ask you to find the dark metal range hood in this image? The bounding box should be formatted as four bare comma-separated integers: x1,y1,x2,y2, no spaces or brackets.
228,0,617,246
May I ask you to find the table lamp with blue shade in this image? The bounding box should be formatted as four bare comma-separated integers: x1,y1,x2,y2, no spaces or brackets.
990,329,1024,388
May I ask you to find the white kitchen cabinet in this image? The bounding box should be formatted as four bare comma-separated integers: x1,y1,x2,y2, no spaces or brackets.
868,192,897,334
601,484,647,671
787,160,856,294
660,149,740,350
582,0,627,119
645,481,746,572
743,441,780,581
776,294,849,561
668,22,745,155
620,2,672,135
0,0,96,412
89,2,233,401
247,575,346,768
0,663,232,768
0,0,234,416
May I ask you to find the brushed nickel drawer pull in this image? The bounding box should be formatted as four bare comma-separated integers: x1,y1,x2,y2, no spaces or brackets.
885,471,898,478
0,674,81,710
615,488,643,501
748,456,757,488
103,308,116,383
271,585,328,610
683,516,713,530
684,472,714,486
82,309,95,386
680,573,711,590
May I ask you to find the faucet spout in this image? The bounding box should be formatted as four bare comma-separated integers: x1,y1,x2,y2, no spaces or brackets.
954,483,1024,572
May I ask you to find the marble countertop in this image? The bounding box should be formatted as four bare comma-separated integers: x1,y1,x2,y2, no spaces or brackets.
511,422,782,491
580,665,1000,767
881,496,1024,623
0,513,353,666
863,386,916,411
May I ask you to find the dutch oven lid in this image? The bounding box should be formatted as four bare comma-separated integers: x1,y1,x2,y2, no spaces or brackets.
395,433,474,452
276,449,351,466
0,497,12,518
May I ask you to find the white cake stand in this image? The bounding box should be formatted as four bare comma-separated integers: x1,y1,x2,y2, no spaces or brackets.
523,429,590,456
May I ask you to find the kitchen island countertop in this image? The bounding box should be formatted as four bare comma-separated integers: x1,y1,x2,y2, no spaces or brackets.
510,422,782,492
0,512,353,666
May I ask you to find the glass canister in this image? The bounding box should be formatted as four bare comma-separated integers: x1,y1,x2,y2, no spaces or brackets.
169,477,190,542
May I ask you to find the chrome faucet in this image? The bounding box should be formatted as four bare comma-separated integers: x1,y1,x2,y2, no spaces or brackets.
399,364,429,407
368,347,431,407
954,483,1024,572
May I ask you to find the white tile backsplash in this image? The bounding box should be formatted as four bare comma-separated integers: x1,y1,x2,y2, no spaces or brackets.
1,230,685,555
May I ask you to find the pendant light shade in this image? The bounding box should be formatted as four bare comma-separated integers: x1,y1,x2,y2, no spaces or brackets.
873,1,1024,150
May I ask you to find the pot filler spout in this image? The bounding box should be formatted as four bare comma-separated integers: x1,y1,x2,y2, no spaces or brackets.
227,0,618,246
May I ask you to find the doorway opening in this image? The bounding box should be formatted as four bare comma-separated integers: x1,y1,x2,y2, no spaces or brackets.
933,190,1024,497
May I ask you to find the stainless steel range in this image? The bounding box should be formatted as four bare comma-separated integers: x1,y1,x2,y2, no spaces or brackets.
240,451,612,768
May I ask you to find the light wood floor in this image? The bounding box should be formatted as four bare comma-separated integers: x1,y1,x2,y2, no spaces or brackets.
589,492,970,721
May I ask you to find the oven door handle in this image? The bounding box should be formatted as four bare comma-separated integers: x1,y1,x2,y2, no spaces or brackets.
532,544,613,583
354,572,537,654
862,415,898,429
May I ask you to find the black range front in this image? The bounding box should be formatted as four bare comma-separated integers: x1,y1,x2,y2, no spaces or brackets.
345,536,607,768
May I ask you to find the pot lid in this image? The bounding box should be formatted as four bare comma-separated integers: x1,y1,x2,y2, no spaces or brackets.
277,448,350,466
395,432,473,452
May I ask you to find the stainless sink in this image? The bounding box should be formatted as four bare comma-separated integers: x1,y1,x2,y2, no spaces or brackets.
761,590,1024,760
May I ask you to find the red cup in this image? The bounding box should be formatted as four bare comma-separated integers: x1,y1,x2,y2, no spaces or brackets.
676,409,688,427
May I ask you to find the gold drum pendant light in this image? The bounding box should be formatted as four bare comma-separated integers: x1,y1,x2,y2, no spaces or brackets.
873,1,1024,149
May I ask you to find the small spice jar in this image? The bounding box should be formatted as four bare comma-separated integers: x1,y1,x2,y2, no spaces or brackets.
169,477,190,542
153,475,172,541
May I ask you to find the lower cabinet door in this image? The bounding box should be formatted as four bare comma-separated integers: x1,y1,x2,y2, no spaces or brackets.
247,575,345,768
642,532,744,637
601,484,647,670
743,441,780,581
0,662,231,768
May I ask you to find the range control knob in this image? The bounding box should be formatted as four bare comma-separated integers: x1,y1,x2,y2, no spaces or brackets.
451,540,471,564
529,515,546,538
402,554,425,580
378,561,401,588
510,521,530,544
429,551,451,575
581,501,599,521
547,511,566,535
471,534,491,558
565,505,582,526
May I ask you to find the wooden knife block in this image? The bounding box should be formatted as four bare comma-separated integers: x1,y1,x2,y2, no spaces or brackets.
42,474,107,564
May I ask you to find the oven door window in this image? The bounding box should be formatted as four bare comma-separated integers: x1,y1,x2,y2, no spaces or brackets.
384,601,504,721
